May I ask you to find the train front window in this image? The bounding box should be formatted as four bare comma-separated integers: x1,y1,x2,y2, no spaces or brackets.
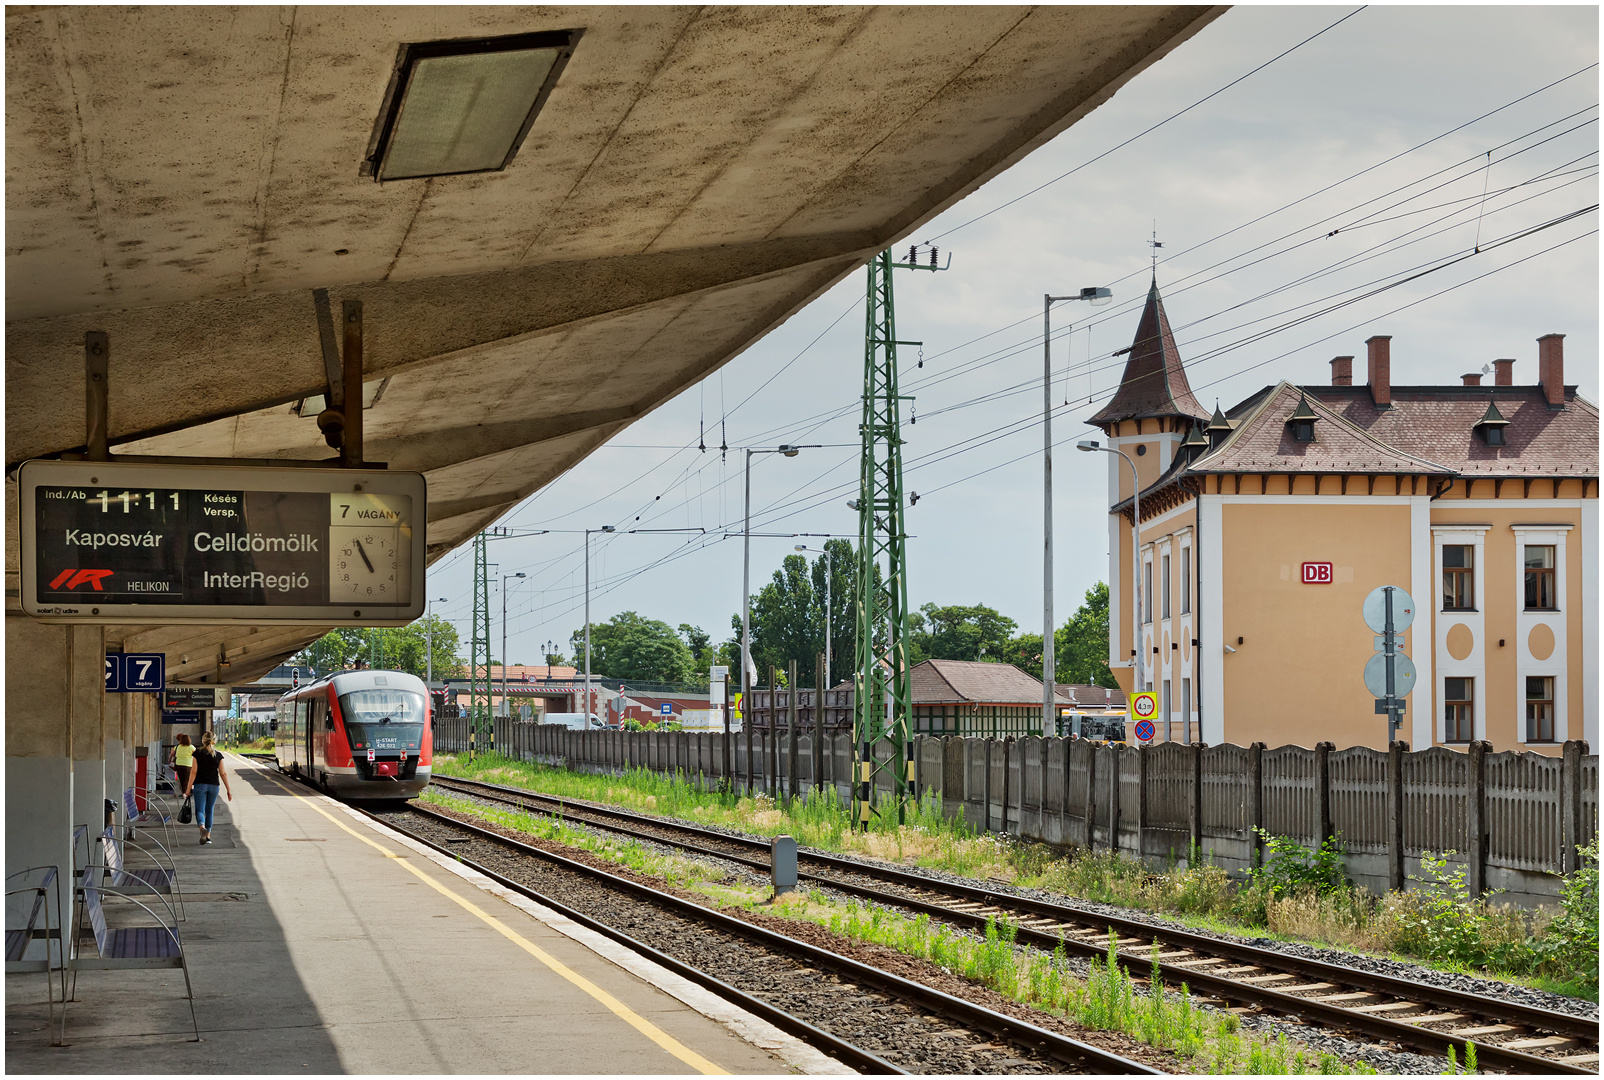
341,689,426,751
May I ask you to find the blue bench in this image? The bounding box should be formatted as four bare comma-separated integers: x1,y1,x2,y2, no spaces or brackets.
123,787,176,849
96,828,184,922
7,865,66,1044
66,864,198,1043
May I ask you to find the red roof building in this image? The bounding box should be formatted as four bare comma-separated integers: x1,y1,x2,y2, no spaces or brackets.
1088,292,1597,754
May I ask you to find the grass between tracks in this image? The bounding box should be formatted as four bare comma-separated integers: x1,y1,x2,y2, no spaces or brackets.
431,753,1598,1002
420,784,1392,1074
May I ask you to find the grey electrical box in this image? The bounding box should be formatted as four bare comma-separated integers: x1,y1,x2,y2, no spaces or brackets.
771,834,798,894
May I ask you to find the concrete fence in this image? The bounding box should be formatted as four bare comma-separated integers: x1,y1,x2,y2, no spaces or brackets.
432,720,1596,906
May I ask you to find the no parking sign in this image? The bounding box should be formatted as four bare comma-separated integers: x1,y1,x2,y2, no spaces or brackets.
1130,692,1158,743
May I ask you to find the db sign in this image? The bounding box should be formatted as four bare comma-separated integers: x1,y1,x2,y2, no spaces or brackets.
1302,562,1334,584
1130,692,1158,723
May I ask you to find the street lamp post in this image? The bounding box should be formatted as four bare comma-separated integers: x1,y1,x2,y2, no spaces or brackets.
584,527,614,723
794,544,832,689
738,445,813,787
425,595,448,684
1042,286,1112,732
1077,438,1143,712
501,572,526,721
543,640,556,683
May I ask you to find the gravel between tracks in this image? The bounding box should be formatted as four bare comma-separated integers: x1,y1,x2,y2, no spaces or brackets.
432,779,1597,1073
389,803,1179,1075
424,787,1458,1073
483,786,1595,1022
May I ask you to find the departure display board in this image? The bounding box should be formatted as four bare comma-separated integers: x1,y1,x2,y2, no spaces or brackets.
20,460,426,625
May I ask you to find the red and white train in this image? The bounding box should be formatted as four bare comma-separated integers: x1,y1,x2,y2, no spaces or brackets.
274,670,433,799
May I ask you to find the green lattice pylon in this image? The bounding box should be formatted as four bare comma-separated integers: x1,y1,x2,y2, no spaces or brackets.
853,247,943,827
469,530,492,758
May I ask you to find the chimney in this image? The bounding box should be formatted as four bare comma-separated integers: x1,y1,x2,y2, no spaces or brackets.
1461,373,1482,386
1538,334,1565,408
1366,335,1392,408
1330,356,1353,386
1493,359,1514,386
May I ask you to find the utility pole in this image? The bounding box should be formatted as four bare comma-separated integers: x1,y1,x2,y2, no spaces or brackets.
853,244,946,828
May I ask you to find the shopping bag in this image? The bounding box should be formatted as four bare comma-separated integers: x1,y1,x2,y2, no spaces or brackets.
179,795,193,824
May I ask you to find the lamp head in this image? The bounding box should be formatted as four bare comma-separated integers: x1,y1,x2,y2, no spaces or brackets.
794,545,806,552
601,525,615,533
1077,439,1101,452
1081,286,1113,306
515,572,526,579
779,444,799,457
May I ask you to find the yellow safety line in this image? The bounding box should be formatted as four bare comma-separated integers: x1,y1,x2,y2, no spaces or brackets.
255,768,727,1075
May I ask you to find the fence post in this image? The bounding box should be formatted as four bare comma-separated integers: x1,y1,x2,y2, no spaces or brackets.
1560,739,1586,875
1249,742,1266,867
1000,737,1013,835
1108,744,1122,854
1387,739,1407,891
975,738,988,828
1190,741,1204,860
1084,742,1098,852
1467,740,1489,896
1315,741,1334,845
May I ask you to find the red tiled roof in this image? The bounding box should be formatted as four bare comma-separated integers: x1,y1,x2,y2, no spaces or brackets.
1305,386,1598,477
1188,382,1454,476
1088,278,1209,426
912,659,1067,705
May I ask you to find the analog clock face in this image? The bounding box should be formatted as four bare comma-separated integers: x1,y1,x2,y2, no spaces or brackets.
329,526,399,601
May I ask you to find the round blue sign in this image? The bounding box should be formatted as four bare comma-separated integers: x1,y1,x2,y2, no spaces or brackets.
1135,719,1156,742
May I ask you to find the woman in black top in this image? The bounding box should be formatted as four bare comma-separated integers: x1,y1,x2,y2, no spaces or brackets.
183,731,232,844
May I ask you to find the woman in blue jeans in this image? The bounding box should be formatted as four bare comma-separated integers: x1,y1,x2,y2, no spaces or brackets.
183,731,232,844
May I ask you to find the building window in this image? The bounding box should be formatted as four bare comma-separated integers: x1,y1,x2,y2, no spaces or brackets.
1162,679,1171,740
1162,554,1171,618
1526,676,1555,742
1290,419,1315,442
1524,545,1556,609
1144,559,1153,624
1180,548,1191,615
1442,545,1475,610
1444,678,1473,743
1181,678,1192,726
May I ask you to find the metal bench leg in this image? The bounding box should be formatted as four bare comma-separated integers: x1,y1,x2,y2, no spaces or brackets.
180,955,200,1042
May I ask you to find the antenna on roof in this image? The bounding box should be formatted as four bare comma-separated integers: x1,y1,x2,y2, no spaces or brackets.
1148,223,1163,277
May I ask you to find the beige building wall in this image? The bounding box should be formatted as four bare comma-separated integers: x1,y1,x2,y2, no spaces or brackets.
1215,500,1416,749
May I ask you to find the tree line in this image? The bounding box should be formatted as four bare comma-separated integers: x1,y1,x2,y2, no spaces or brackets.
292,542,1116,691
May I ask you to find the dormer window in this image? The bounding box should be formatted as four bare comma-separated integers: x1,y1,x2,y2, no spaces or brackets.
1475,395,1509,446
1287,393,1318,443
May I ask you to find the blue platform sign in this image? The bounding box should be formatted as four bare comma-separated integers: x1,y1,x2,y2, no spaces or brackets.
660,702,673,716
106,652,164,693
122,653,165,691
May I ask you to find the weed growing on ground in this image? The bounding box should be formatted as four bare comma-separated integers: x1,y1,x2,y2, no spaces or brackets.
431,753,1597,998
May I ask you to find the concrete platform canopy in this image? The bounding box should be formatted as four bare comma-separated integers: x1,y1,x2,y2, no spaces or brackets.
6,5,1225,686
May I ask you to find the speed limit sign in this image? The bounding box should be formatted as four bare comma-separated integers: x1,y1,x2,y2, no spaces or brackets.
1130,692,1158,721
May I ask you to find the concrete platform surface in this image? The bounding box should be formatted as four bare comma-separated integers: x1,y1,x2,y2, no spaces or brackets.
6,755,838,1074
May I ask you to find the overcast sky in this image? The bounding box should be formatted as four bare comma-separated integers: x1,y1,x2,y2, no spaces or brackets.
427,5,1600,670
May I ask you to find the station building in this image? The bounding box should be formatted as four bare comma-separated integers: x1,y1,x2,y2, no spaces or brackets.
1088,281,1598,753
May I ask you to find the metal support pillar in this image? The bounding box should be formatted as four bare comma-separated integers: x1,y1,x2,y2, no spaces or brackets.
469,532,491,759
852,246,943,827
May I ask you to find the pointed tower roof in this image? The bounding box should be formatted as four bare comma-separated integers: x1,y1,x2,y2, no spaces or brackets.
1087,277,1209,427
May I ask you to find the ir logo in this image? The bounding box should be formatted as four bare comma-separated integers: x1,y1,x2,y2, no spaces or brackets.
1302,562,1334,584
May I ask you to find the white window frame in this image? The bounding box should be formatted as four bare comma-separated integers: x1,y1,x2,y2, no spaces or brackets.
1511,524,1571,745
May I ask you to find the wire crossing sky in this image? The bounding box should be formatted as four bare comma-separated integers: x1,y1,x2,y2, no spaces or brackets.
429,6,1599,667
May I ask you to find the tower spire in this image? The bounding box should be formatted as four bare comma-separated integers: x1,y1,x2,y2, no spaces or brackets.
1087,277,1207,427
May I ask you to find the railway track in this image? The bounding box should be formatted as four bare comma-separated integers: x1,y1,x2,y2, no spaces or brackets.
430,773,1599,1075
351,798,1164,1075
